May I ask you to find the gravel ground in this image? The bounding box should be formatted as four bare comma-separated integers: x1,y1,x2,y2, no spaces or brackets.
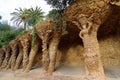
0,66,120,80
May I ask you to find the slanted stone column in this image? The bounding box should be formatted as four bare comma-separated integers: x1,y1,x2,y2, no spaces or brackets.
0,49,5,67
36,20,53,73
0,45,11,70
6,39,19,70
25,37,39,72
13,41,23,70
19,32,32,71
48,31,61,74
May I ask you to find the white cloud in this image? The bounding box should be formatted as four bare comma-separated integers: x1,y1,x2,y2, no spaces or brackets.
0,0,52,21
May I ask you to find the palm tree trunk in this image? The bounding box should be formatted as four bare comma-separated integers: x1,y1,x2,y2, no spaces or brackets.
48,31,61,74
24,20,27,30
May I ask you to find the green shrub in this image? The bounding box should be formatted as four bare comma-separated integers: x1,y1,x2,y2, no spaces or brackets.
0,23,23,48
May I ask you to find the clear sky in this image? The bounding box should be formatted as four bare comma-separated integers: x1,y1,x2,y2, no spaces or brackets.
0,0,52,22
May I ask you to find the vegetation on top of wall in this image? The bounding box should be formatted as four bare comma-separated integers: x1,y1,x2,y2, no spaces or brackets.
44,0,76,10
47,9,67,35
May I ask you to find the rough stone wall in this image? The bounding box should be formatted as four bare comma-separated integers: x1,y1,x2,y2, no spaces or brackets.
34,22,120,67
0,0,120,70
63,0,111,23
54,35,120,67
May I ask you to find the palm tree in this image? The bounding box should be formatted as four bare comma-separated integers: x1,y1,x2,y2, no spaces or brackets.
27,6,44,26
11,8,30,30
11,7,44,30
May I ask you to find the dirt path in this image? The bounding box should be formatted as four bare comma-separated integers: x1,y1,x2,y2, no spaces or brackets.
0,66,120,80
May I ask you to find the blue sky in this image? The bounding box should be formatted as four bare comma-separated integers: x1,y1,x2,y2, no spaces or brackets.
0,0,52,21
